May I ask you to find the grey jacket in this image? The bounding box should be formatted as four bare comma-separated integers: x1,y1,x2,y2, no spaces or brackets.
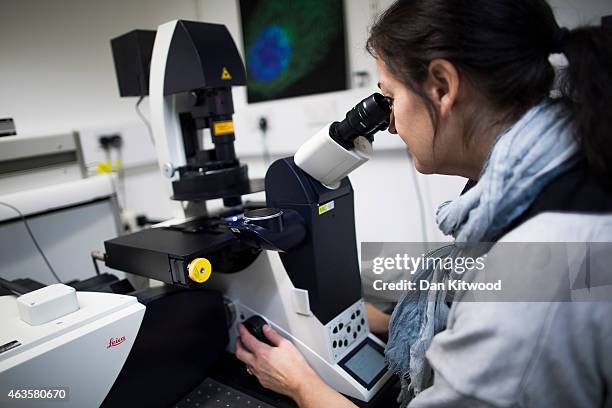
409,213,612,408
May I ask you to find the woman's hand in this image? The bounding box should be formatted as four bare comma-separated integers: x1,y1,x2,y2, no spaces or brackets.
235,323,320,399
235,323,358,408
365,303,391,335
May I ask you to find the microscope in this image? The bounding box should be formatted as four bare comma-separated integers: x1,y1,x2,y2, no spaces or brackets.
105,20,393,405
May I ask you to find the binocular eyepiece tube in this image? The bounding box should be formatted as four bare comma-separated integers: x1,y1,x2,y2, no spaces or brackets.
329,93,392,150
294,92,392,189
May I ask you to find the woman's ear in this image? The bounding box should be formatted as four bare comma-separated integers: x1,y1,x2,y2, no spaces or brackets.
424,59,460,118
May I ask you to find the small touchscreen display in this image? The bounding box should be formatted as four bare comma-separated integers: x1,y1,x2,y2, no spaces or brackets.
343,342,386,386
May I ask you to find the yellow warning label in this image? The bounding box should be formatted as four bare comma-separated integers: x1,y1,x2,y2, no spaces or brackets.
221,67,232,80
213,120,235,136
96,161,113,174
318,200,335,215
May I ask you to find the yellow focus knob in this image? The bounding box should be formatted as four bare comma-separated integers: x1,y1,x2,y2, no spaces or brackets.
187,258,212,283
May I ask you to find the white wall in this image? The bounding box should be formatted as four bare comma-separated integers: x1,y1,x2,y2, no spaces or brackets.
550,0,612,27
1,0,610,246
0,0,198,136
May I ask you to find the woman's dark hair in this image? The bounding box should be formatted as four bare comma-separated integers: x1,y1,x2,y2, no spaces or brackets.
367,0,612,187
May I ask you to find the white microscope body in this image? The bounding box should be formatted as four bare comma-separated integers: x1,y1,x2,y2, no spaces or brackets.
147,19,394,402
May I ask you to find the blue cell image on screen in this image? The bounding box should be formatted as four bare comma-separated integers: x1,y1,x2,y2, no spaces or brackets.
248,25,292,82
239,0,347,103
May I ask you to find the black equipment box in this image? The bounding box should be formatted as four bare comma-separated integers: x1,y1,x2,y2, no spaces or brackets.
110,29,156,97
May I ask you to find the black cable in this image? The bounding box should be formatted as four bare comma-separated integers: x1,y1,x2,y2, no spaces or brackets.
258,117,271,165
406,149,429,242
90,251,106,277
105,173,124,213
136,96,155,145
91,253,101,276
0,201,62,283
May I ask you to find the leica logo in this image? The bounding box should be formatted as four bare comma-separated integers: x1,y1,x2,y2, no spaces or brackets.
107,336,126,348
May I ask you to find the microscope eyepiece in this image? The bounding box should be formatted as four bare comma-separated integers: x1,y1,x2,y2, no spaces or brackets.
329,92,392,150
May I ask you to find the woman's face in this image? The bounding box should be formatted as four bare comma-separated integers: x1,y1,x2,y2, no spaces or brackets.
376,58,467,176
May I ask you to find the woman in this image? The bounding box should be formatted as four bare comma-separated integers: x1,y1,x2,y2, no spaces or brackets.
235,0,612,406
